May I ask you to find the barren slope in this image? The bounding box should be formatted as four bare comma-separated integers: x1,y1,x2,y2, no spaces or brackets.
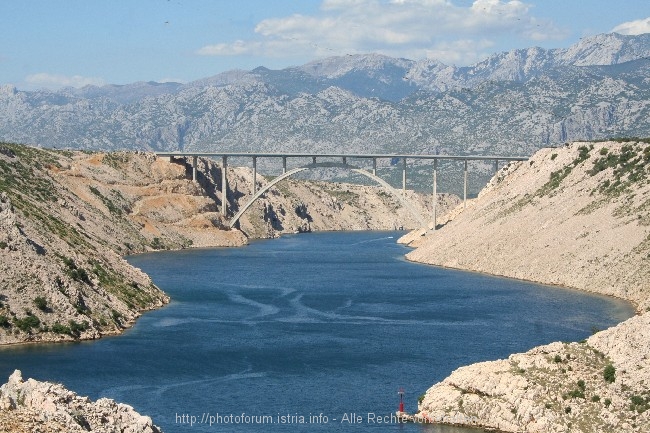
403,141,650,432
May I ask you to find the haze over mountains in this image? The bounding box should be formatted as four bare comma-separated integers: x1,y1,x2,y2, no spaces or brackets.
1,32,649,161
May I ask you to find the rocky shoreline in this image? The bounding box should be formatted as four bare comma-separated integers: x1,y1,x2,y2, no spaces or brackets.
0,370,161,433
402,141,650,432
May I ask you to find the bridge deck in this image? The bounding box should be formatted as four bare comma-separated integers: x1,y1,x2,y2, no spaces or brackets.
155,152,528,162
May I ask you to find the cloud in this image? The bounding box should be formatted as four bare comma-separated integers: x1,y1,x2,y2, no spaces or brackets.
612,17,650,35
196,0,565,65
25,73,106,89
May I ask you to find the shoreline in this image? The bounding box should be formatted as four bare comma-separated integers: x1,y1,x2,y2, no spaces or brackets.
403,253,641,316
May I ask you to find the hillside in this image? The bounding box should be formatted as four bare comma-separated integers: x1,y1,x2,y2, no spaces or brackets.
0,142,445,346
402,140,650,431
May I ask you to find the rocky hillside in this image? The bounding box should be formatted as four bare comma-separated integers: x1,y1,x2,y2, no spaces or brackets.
402,140,650,431
0,370,161,433
1,142,447,346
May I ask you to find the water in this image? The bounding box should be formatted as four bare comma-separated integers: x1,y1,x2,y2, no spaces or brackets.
0,231,634,432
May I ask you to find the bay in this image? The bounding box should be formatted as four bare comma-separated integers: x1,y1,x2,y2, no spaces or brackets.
0,231,634,432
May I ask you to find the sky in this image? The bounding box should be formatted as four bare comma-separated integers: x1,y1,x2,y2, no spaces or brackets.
1,0,649,90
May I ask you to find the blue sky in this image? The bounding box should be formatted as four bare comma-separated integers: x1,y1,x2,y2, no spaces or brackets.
1,0,649,90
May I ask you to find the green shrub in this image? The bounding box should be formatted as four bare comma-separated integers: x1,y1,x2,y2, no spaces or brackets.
53,320,89,337
553,354,562,363
51,323,71,335
629,395,650,413
14,315,40,332
0,315,10,328
34,296,49,312
604,364,616,383
151,237,165,250
62,257,91,284
591,395,600,402
69,320,89,336
577,380,585,390
568,389,585,399
551,153,558,160
604,398,612,408
0,241,7,249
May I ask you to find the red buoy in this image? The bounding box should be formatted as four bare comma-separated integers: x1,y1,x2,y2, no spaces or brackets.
398,388,405,412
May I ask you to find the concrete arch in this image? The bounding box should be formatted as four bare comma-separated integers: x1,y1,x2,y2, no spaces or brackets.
229,163,427,228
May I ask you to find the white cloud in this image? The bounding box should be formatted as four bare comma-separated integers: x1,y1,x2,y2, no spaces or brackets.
25,73,106,89
196,0,565,65
612,17,650,35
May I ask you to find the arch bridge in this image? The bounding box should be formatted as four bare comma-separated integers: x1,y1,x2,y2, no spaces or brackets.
155,152,528,230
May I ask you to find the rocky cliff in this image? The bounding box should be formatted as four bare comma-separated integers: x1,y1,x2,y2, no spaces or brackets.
0,370,161,433
403,140,650,432
1,142,445,346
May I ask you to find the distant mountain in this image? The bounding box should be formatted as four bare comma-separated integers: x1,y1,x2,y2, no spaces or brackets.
1,32,649,168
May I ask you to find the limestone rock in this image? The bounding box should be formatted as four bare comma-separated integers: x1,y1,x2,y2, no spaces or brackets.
0,370,162,433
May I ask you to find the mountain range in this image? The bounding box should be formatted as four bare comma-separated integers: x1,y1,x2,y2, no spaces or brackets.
1,32,649,190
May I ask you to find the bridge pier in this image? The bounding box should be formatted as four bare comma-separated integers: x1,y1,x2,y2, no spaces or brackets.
402,158,407,196
282,156,287,174
222,156,228,216
192,156,198,182
372,158,377,176
432,159,438,231
463,159,468,208
252,156,258,194
494,159,499,173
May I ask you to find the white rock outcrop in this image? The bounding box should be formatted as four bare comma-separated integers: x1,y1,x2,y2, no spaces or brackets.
0,370,162,433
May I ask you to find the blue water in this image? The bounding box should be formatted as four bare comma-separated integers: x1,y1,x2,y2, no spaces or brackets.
0,231,634,432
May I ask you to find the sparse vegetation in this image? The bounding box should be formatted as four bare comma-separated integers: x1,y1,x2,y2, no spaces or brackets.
61,256,92,285
588,144,650,196
629,394,650,413
0,315,11,328
34,296,50,312
603,364,616,383
89,186,123,216
51,320,90,338
14,314,41,333
151,237,165,250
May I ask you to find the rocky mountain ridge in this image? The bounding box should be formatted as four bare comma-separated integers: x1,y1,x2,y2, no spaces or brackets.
1,33,649,192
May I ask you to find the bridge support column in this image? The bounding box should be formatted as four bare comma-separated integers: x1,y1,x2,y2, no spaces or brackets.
312,156,316,165
252,156,257,195
463,159,468,209
402,158,407,196
372,158,377,176
221,156,228,216
282,156,287,174
192,156,197,182
432,159,437,231
494,159,499,174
